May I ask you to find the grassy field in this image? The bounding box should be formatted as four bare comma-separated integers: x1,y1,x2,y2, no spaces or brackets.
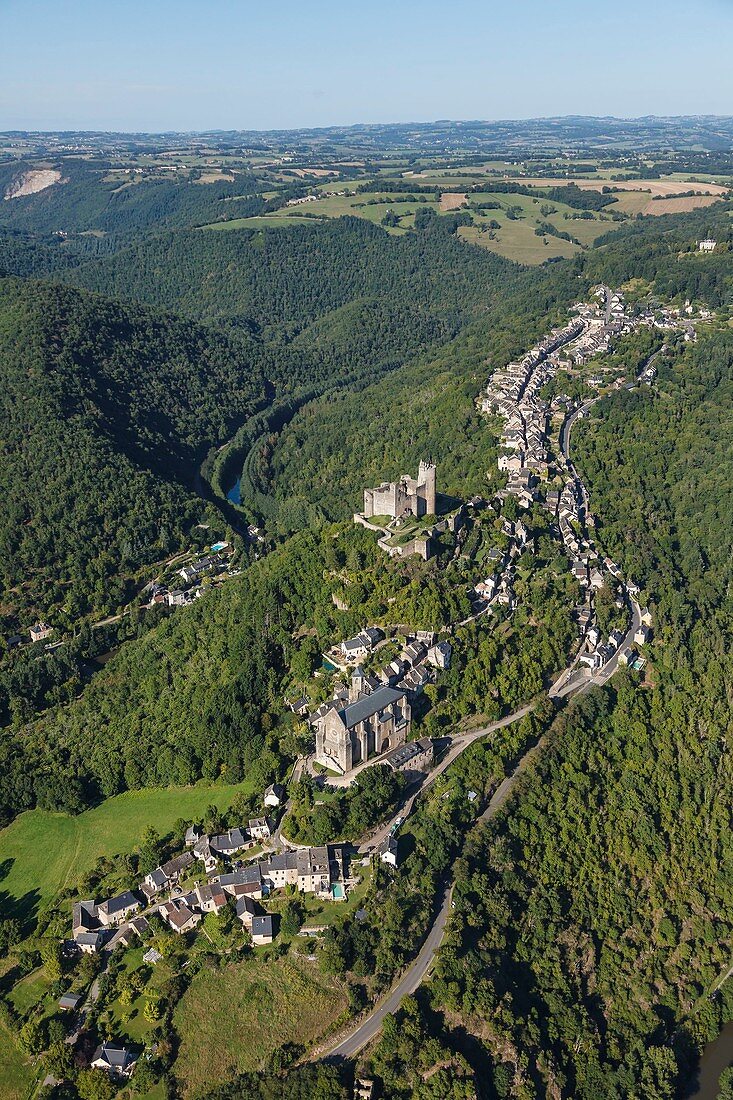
204,191,441,235
7,964,55,1015
173,954,348,1095
0,780,249,922
205,214,319,230
459,221,578,264
0,1017,33,1100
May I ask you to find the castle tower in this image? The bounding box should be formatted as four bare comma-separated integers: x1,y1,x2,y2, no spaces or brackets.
418,460,437,515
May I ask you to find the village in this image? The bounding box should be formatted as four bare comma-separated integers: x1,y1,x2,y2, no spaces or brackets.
52,283,684,1089
475,284,676,676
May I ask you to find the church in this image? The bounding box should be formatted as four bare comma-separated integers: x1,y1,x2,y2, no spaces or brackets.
312,669,411,775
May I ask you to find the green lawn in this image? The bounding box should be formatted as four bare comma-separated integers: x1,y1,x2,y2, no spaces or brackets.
173,954,348,1095
204,214,321,230
0,780,249,923
298,870,371,929
7,964,54,1015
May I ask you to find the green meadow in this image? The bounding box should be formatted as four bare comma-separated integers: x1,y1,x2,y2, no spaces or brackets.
0,780,249,921
201,182,611,262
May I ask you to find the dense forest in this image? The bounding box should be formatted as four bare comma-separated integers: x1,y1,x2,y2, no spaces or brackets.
0,159,265,234
56,215,510,332
0,217,527,630
0,277,266,624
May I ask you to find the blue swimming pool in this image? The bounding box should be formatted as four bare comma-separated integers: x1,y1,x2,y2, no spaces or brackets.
331,884,345,900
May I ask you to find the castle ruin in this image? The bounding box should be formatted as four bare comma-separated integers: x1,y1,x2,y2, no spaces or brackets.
363,460,437,520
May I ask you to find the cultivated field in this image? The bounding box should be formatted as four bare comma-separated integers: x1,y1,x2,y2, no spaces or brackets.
173,955,349,1094
0,780,248,920
440,191,467,210
644,194,723,215
496,176,730,195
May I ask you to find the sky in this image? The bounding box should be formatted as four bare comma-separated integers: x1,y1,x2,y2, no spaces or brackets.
1,0,731,132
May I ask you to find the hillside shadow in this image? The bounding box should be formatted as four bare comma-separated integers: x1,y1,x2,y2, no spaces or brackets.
0,886,43,934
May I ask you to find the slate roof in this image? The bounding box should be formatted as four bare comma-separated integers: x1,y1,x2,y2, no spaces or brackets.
99,891,139,915
251,915,273,938
342,686,405,729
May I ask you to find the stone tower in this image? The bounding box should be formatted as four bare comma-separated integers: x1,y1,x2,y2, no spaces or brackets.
419,460,437,515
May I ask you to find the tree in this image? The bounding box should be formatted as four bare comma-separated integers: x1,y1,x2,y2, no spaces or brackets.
143,996,163,1024
44,1040,74,1081
138,826,163,874
19,1018,47,1055
40,939,63,982
76,1069,117,1100
0,918,22,956
280,900,303,937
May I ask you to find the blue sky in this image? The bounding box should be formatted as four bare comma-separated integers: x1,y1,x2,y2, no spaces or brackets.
1,0,730,131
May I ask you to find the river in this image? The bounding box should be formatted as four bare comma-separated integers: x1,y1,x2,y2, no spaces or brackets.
227,478,241,505
687,1021,733,1099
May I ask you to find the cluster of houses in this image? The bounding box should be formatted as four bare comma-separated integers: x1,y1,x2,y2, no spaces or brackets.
578,607,652,672
144,547,234,610
303,628,451,775
470,518,532,615
481,313,588,503
478,287,658,673
69,796,351,954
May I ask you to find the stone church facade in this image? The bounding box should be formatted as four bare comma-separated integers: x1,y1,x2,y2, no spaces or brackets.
314,674,411,775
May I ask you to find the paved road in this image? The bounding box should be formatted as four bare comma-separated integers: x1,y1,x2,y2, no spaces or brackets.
325,698,575,1060
325,879,452,1060
356,702,535,855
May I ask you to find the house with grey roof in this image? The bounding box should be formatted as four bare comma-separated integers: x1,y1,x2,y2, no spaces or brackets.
195,883,228,913
72,900,98,939
210,828,249,856
379,835,399,867
235,895,258,928
383,737,434,778
251,914,274,945
91,1042,139,1079
248,818,272,841
264,783,285,807
97,891,140,927
75,931,105,954
159,901,201,935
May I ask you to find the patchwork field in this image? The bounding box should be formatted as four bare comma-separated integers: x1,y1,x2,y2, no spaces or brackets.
0,780,249,922
495,176,730,195
202,171,727,263
173,955,349,1094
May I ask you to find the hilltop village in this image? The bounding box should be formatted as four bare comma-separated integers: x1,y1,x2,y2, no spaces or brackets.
51,282,698,1090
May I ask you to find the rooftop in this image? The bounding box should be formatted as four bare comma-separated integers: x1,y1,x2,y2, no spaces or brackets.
343,685,405,729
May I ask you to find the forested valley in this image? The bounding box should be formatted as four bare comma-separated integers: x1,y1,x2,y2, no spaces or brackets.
0,180,731,1100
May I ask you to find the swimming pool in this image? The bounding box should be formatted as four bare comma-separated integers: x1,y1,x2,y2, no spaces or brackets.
331,884,345,900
